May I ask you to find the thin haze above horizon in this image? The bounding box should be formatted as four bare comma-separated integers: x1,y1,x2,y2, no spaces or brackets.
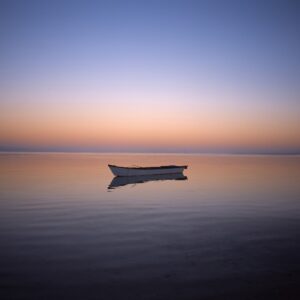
0,0,299,153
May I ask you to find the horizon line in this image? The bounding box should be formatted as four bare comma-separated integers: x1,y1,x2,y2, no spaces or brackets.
0,150,299,156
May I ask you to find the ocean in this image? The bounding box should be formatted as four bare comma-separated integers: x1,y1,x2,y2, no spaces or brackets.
0,153,299,299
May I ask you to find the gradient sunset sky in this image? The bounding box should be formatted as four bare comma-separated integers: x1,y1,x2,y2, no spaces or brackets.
0,0,299,153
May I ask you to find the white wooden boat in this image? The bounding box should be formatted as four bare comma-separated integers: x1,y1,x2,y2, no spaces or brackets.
108,173,187,189
108,164,187,177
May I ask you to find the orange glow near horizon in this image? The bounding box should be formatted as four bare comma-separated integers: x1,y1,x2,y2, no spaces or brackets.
1,88,299,151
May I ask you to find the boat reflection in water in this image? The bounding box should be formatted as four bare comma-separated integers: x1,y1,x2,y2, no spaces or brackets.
108,173,188,190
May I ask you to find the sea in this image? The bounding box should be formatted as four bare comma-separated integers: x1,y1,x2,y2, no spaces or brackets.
0,153,299,299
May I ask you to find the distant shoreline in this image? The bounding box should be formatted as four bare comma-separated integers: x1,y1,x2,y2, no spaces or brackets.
0,151,299,156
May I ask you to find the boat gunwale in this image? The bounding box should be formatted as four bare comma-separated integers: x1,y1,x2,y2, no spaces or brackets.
108,164,188,170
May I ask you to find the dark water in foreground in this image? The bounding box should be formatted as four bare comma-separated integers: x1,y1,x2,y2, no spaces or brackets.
0,153,300,300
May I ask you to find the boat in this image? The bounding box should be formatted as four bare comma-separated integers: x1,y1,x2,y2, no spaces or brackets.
108,164,188,177
108,173,187,190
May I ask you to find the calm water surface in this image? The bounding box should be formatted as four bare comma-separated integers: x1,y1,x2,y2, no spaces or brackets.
0,154,300,299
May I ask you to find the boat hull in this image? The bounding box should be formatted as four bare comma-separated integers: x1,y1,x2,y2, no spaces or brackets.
108,165,187,177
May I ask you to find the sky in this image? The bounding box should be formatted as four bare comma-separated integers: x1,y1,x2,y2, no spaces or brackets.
0,0,299,153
